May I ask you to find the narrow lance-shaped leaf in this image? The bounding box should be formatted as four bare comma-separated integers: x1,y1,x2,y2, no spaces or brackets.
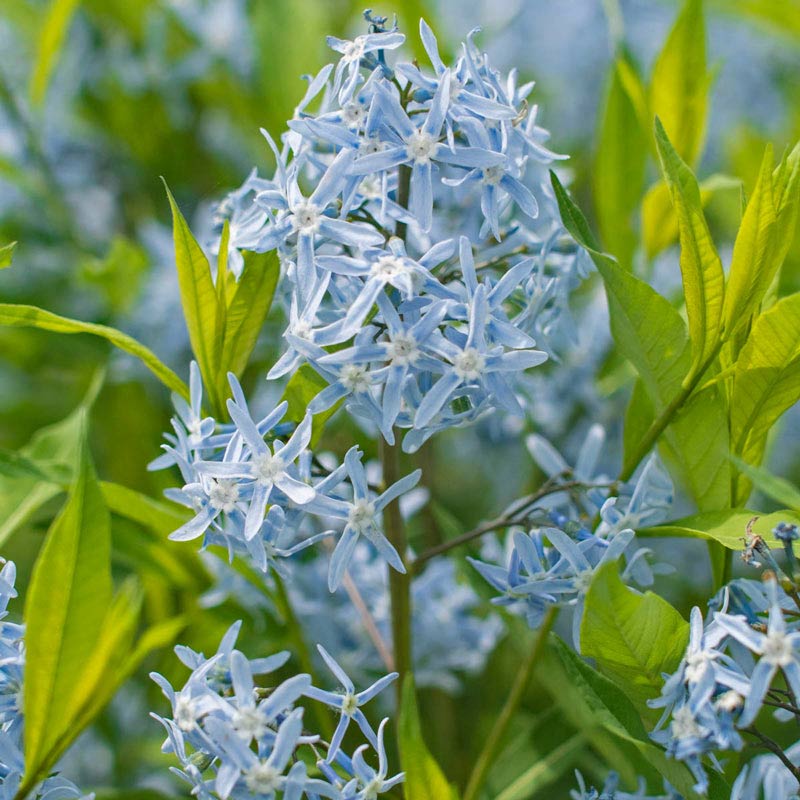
642,509,800,550
731,458,800,512
730,292,800,502
216,248,280,402
29,0,81,105
399,675,460,800
649,0,711,166
593,51,648,270
552,171,731,511
163,180,222,413
654,118,725,383
23,410,112,787
0,303,188,399
0,241,16,269
721,145,777,340
641,174,740,261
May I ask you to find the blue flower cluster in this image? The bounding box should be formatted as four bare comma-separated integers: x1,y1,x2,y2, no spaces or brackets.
571,771,682,800
649,535,800,796
151,622,402,799
0,559,91,800
468,430,674,646
151,365,420,592
209,13,581,454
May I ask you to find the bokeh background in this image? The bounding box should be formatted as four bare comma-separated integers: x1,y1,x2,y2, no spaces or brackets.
1,0,799,796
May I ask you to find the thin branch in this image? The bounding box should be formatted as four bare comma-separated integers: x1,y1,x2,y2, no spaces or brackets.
342,570,395,672
410,479,615,572
745,727,800,782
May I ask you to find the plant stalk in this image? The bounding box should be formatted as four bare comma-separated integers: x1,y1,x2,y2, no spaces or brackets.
380,434,412,708
462,607,558,800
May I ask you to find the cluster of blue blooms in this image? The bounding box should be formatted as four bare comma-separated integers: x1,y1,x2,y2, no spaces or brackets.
211,12,581,454
468,428,674,646
648,523,800,797
0,560,91,800
151,621,402,799
570,771,682,800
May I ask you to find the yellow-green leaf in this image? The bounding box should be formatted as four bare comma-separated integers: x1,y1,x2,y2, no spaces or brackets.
642,508,800,549
0,241,16,269
398,675,460,800
217,248,280,399
654,118,725,382
650,0,711,166
23,410,112,787
29,0,81,106
163,180,222,413
730,293,800,500
642,175,740,260
581,562,688,715
0,302,188,399
722,146,777,338
593,52,648,269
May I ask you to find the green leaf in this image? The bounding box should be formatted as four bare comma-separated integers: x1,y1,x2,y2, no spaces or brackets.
0,241,16,269
654,118,725,383
722,146,777,338
539,636,728,800
642,175,740,260
649,0,711,166
731,458,800,511
552,171,730,508
581,562,688,714
29,0,81,106
730,292,800,495
0,373,104,547
163,180,222,413
23,409,112,787
593,52,648,269
0,303,188,399
216,248,280,396
399,676,460,800
281,364,340,446
771,141,800,268
641,508,800,549
494,732,587,800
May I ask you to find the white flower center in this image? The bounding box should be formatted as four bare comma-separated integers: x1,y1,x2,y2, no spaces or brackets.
453,347,485,380
340,364,371,393
232,706,269,740
341,692,359,716
208,479,239,513
343,38,366,62
482,165,505,186
715,690,743,713
348,498,376,534
252,452,286,483
386,334,419,366
174,695,197,732
671,705,702,740
685,649,717,683
291,320,313,340
343,102,366,127
762,631,794,667
244,762,282,794
362,777,385,800
371,255,408,279
290,201,321,235
406,130,439,164
572,568,594,595
359,136,384,156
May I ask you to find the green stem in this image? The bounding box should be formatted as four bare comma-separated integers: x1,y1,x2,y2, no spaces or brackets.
462,607,558,800
395,165,412,242
380,434,412,708
272,574,334,740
